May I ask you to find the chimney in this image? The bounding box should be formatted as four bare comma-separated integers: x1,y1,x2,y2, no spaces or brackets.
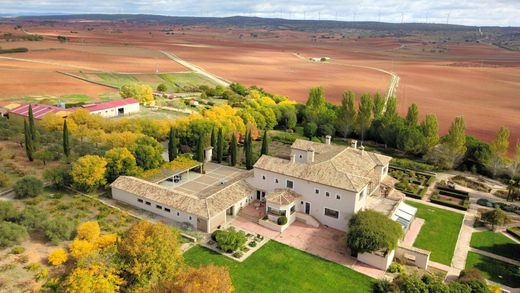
290,154,296,163
204,146,213,162
325,135,331,145
350,139,358,149
359,145,365,156
306,148,315,163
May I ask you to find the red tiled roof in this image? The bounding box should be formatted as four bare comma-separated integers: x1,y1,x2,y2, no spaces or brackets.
82,98,139,112
9,104,75,120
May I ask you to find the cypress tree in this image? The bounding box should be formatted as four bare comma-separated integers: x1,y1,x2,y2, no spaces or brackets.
63,119,70,157
261,130,269,156
217,128,224,163
24,119,34,161
210,127,216,160
196,134,205,163
245,130,253,170
168,127,177,162
230,133,237,166
28,104,36,141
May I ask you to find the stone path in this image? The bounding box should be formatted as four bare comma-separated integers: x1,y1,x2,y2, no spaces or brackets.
447,209,476,279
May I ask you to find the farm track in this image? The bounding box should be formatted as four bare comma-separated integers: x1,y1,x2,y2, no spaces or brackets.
161,51,232,87
293,53,400,109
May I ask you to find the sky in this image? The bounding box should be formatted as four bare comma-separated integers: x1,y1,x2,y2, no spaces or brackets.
1,0,519,27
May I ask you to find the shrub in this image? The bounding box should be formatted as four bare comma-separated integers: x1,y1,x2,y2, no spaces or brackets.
95,234,118,249
76,221,100,242
13,176,43,199
387,262,404,273
17,206,47,231
233,251,243,258
372,279,393,293
215,227,246,253
43,216,74,244
0,172,10,187
277,216,288,225
10,246,25,254
48,248,68,266
248,241,257,248
0,221,28,248
481,208,511,230
0,201,18,221
70,239,95,259
24,262,41,272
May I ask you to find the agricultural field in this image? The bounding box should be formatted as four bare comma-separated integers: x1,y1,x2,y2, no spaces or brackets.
184,241,375,293
405,201,464,265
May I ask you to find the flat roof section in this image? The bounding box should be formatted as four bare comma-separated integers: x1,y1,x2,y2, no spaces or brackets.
159,162,248,199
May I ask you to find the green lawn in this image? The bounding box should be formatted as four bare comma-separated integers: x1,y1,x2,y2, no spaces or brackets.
184,241,374,293
465,252,520,288
470,231,520,262
406,201,464,265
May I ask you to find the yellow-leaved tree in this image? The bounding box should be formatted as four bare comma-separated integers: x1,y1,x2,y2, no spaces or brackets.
71,155,107,192
152,264,234,293
95,234,117,249
63,265,123,293
120,83,154,105
48,248,68,266
70,239,96,260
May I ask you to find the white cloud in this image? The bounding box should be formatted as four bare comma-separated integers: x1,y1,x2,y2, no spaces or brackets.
0,0,519,26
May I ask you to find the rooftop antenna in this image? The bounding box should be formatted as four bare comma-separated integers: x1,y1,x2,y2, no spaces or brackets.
446,11,451,24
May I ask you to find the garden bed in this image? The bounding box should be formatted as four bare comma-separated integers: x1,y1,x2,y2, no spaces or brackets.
390,166,435,199
430,182,470,210
451,175,492,193
506,227,520,241
203,228,268,262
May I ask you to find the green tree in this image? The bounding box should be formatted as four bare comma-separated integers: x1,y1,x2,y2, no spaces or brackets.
18,206,47,231
420,114,439,153
481,208,511,231
488,127,510,177
306,86,326,109
304,122,318,138
405,103,419,126
13,176,43,199
104,147,138,182
245,130,254,170
373,92,385,119
157,83,168,92
24,119,34,162
43,166,71,190
217,128,224,163
63,119,70,157
229,133,237,166
357,94,374,142
346,210,403,254
261,130,269,156
509,139,520,179
34,148,53,166
335,91,357,138
428,116,467,169
168,127,177,162
383,96,397,122
215,227,247,252
131,136,164,170
118,221,183,291
43,216,74,244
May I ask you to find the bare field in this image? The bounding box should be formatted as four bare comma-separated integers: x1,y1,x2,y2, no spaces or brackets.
1,21,519,146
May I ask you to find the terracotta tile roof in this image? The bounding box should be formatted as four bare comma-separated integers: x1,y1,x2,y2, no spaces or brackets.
265,189,301,205
82,98,138,112
111,171,255,220
254,139,392,192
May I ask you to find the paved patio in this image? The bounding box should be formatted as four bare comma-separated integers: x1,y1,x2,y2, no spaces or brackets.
402,218,425,246
231,203,387,279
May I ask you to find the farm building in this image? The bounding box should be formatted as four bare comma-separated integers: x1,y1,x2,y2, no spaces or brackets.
8,104,74,120
81,98,139,118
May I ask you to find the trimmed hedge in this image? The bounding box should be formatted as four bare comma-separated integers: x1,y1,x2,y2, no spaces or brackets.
438,190,469,200
506,227,520,241
437,186,469,196
430,197,469,211
401,190,424,199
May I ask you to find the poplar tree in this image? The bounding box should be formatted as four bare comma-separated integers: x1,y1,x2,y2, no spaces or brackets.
335,91,357,139
216,128,224,163
261,130,269,156
420,114,439,153
63,119,70,158
356,94,374,142
24,120,34,161
210,127,216,160
168,127,177,162
229,133,237,166
406,103,419,126
372,93,385,119
245,130,253,170
488,127,510,177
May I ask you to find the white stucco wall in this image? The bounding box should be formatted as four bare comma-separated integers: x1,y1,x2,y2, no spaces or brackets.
112,187,198,229
90,103,140,118
358,249,395,270
250,168,366,231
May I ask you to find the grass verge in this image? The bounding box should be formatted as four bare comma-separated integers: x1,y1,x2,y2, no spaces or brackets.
470,231,520,262
465,251,520,288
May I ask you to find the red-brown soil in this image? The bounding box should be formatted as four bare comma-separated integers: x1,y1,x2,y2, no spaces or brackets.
0,21,519,148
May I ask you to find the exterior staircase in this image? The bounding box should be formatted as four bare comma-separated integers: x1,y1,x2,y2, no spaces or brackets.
295,212,320,228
